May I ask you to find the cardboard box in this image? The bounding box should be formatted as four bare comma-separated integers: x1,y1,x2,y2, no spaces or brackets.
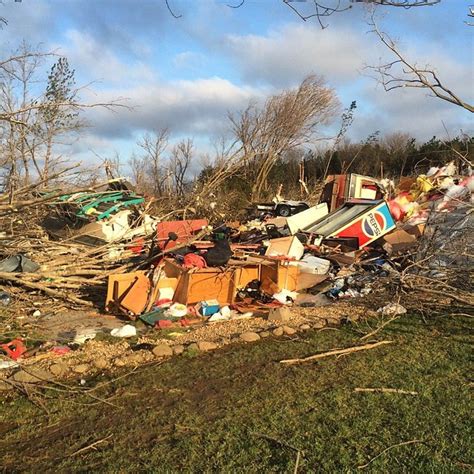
383,228,418,255
265,236,304,260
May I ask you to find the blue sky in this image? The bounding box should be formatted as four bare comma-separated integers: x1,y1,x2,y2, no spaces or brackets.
1,0,473,171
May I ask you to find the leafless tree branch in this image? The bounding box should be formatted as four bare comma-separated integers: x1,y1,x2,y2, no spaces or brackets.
466,5,474,26
367,15,474,113
353,0,440,7
165,0,182,18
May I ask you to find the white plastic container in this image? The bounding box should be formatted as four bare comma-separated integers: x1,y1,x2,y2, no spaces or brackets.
297,255,331,275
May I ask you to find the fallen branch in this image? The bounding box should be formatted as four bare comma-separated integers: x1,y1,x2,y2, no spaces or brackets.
0,272,94,307
360,316,400,341
279,340,394,365
358,439,424,469
354,387,418,395
69,434,113,457
294,450,302,474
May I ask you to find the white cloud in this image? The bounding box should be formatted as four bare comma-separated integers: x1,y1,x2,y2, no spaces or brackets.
224,23,373,87
52,30,157,85
80,76,269,140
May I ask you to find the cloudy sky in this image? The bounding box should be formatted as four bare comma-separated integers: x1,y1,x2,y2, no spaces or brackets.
1,0,472,169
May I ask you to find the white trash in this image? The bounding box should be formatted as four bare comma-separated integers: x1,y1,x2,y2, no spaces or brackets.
233,311,253,320
208,311,231,322
273,289,298,305
165,303,188,318
298,255,331,275
110,324,137,338
377,303,407,317
73,329,97,344
0,360,19,370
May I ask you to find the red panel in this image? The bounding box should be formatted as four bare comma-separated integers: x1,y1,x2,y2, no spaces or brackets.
156,219,208,248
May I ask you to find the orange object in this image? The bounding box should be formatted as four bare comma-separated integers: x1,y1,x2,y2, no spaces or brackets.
106,271,151,316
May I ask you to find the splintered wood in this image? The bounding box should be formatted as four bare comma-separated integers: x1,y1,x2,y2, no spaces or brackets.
279,340,394,365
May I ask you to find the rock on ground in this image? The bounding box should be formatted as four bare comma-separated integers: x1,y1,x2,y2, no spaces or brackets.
312,319,326,329
49,363,68,376
197,341,218,351
273,327,284,337
173,345,185,355
282,326,297,335
11,368,54,384
187,343,199,353
93,358,108,370
240,331,260,342
152,344,173,357
0,380,14,391
73,364,89,374
326,316,341,326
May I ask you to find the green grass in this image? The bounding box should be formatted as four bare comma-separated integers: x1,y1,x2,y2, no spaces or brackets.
0,314,472,472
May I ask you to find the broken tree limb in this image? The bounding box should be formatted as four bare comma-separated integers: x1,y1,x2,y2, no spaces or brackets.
69,434,113,457
358,439,425,469
360,315,400,341
0,272,94,307
354,388,418,395
279,340,394,365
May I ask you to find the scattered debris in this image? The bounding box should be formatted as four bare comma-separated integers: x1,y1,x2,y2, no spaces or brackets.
0,165,472,382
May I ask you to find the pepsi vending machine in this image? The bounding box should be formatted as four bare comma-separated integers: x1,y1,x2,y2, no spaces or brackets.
302,199,396,249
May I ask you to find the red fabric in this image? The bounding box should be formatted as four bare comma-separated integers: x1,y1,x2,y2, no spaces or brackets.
51,346,71,355
155,320,172,329
183,253,207,269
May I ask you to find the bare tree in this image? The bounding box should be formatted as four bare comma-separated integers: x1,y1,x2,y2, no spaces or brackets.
0,45,127,195
170,138,193,198
137,129,169,196
368,15,474,113
129,152,148,192
230,75,338,201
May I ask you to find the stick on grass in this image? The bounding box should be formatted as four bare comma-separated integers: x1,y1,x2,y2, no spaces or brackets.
279,340,393,365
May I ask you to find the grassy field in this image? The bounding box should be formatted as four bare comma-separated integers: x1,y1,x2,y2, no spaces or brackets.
0,313,472,472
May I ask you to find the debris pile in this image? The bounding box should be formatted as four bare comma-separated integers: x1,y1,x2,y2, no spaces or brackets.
1,165,472,381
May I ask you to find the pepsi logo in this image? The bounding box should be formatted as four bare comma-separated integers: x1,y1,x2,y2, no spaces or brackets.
363,212,385,237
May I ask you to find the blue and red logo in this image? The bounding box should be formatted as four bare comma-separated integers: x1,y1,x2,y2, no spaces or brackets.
362,212,386,237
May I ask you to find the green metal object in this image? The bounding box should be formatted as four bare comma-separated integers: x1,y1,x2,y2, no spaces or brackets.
95,197,144,220
76,192,126,217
